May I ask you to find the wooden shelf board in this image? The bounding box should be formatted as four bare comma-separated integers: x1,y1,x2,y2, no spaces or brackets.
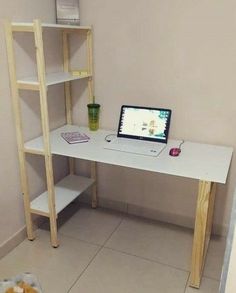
30,174,94,214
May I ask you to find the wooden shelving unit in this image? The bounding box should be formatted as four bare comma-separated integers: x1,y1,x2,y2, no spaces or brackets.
4,19,97,247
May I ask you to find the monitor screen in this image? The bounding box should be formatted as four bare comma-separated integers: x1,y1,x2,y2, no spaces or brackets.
117,105,171,143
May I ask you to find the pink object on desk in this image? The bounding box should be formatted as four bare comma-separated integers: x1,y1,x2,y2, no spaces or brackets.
169,147,181,157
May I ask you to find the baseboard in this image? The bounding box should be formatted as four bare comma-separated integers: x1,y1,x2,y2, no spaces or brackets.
1,195,225,260
0,216,46,260
128,203,228,236
213,223,228,237
0,226,27,260
127,202,195,230
79,194,227,236
78,192,128,213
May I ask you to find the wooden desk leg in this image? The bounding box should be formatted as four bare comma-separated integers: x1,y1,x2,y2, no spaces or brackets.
189,180,216,288
91,161,97,208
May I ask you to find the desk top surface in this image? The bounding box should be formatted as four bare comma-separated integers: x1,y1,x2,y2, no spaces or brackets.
25,125,233,184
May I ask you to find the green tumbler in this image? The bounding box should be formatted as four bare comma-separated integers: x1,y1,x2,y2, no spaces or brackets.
87,103,100,131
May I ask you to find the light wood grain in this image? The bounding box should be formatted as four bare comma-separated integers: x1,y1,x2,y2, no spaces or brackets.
34,19,58,247
86,28,97,207
17,82,39,91
91,161,97,208
87,29,94,103
62,30,75,175
4,20,34,241
6,19,99,250
189,180,216,288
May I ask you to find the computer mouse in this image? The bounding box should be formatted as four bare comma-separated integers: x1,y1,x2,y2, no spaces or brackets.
169,147,181,157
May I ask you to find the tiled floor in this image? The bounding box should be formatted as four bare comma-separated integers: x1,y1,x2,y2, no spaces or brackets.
0,204,225,293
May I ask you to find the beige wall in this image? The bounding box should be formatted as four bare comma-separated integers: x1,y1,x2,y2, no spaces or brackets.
0,1,56,249
1,0,236,255
77,0,236,234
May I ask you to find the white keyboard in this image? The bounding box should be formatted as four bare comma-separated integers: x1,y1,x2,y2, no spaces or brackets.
104,137,166,157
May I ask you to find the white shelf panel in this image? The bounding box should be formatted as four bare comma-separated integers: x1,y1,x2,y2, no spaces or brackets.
42,23,91,30
17,72,91,87
30,174,94,214
12,22,91,31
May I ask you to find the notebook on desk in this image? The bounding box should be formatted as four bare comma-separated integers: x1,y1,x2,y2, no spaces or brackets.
104,105,172,156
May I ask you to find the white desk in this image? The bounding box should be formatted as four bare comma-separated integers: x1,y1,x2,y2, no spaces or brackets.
25,124,233,288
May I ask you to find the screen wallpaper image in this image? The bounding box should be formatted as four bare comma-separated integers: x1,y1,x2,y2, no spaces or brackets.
119,108,169,140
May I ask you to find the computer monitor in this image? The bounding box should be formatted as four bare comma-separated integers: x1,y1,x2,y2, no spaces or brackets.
117,105,172,143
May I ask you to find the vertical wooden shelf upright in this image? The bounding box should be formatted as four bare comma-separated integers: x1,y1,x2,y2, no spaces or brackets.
4,19,97,247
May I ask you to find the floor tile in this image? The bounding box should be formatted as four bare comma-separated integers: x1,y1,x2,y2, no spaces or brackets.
203,235,226,280
0,229,100,293
0,266,80,293
105,216,193,270
185,277,220,293
0,207,225,293
58,206,123,245
69,248,189,293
